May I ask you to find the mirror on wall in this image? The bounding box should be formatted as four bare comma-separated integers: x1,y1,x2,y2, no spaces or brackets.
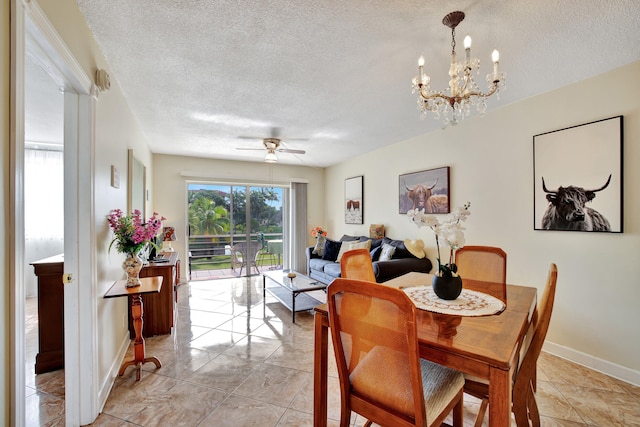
128,149,146,217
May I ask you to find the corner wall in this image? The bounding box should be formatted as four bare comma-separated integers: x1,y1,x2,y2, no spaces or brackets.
325,61,640,382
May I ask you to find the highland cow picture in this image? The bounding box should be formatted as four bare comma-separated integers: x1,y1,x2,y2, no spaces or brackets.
399,167,450,214
533,116,623,233
345,175,363,224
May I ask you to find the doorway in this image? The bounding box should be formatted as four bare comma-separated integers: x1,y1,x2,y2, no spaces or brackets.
187,183,288,280
12,2,96,425
23,43,66,423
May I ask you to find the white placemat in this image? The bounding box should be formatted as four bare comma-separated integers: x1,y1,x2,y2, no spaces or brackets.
403,286,505,316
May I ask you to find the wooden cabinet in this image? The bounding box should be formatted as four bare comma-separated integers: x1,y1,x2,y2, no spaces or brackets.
130,252,178,337
30,254,65,374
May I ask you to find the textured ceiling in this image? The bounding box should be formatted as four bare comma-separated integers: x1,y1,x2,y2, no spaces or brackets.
73,0,640,167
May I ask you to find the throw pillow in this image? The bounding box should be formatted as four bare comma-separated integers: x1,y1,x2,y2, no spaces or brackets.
312,235,326,257
322,239,342,261
336,239,372,263
370,245,382,262
379,243,396,261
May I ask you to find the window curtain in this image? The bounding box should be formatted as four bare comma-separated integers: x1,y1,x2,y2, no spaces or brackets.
25,148,64,239
290,182,308,273
25,147,64,296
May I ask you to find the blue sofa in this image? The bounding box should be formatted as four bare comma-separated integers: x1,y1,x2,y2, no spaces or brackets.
305,235,433,284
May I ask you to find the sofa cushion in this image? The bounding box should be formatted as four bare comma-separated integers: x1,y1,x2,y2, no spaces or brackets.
323,262,342,278
370,245,382,262
310,258,335,272
379,243,396,261
370,238,384,250
322,238,342,261
382,237,413,259
336,239,372,263
312,235,326,256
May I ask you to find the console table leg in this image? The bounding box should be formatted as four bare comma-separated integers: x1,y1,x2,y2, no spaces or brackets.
118,294,162,381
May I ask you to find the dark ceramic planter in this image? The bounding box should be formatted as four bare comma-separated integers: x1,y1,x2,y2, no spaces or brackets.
432,275,463,300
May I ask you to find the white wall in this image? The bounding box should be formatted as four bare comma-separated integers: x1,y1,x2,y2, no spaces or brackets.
325,61,640,383
152,153,325,282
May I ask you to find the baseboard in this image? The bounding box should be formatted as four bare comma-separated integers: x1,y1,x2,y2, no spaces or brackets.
97,333,131,412
543,340,640,387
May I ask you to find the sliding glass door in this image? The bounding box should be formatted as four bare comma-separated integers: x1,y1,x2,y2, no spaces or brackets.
187,183,286,279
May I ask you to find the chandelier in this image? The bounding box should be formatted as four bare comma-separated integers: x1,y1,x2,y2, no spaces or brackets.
411,11,506,126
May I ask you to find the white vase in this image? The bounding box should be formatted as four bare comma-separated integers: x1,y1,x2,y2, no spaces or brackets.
123,252,143,287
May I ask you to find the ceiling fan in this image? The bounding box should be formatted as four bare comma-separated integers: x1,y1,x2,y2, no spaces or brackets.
236,137,307,163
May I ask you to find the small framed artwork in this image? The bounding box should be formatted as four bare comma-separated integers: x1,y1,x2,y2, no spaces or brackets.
399,167,450,214
345,175,363,224
533,115,623,232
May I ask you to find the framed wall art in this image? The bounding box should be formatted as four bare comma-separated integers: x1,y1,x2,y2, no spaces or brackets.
345,175,363,224
533,115,623,232
127,149,146,218
399,166,450,214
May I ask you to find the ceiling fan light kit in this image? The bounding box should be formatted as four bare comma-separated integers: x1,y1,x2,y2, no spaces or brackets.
411,10,506,127
236,136,306,163
265,151,278,163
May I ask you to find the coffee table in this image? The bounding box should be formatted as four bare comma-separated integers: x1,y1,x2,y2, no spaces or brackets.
262,269,327,323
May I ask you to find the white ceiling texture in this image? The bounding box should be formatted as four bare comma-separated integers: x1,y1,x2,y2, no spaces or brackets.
70,0,639,167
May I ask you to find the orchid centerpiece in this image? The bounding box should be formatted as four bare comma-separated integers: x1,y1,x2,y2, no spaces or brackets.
107,209,165,255
407,202,471,277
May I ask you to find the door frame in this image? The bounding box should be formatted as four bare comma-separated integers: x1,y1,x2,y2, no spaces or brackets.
10,1,97,425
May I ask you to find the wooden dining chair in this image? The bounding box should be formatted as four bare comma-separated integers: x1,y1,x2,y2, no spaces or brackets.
455,245,507,284
464,263,558,427
340,248,377,282
327,278,464,427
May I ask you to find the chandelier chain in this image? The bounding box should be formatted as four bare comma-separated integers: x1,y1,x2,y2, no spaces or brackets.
451,27,456,56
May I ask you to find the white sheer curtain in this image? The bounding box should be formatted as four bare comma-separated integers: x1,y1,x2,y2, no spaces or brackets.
290,182,308,273
24,147,64,297
25,148,64,239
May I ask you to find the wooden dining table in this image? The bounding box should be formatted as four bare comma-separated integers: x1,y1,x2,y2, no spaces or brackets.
313,272,538,427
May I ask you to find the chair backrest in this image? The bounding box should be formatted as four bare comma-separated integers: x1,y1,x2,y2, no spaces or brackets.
231,241,260,264
455,245,507,284
327,278,428,426
512,263,558,426
340,248,376,282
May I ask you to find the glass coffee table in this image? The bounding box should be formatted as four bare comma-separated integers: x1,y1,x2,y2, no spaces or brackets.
262,269,327,323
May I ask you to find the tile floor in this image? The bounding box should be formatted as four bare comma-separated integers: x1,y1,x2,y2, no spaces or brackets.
26,276,640,426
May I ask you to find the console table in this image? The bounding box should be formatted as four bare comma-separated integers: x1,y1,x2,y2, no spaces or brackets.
130,251,179,337
30,254,65,374
105,276,163,381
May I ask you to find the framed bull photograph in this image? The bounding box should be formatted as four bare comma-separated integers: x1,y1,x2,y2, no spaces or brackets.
399,166,450,214
533,115,623,233
345,175,364,224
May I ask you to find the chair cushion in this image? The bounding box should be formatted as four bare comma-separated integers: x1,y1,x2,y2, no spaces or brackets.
350,346,464,419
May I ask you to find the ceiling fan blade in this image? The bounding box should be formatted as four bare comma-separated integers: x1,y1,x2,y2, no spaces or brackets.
236,147,264,151
237,136,263,140
278,149,306,154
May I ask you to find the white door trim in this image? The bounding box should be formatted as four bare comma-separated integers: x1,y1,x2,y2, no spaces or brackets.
10,0,97,425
